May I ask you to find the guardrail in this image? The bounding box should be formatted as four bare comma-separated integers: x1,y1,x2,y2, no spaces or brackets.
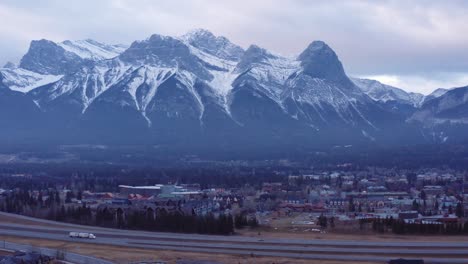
1,240,114,264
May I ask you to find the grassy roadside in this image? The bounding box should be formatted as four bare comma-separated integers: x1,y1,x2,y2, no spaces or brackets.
0,235,378,264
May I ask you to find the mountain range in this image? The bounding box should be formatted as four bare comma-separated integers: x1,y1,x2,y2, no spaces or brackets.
1,29,467,152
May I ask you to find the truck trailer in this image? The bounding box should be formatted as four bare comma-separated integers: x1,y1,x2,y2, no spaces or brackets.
69,232,96,239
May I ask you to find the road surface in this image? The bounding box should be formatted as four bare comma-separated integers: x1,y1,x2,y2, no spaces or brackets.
0,212,466,263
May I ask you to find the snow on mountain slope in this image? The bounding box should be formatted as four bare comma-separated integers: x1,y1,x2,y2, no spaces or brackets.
430,88,450,98
15,31,388,128
120,34,213,80
3,29,430,146
180,32,246,114
58,39,128,60
181,29,244,61
233,45,299,103
284,73,376,128
187,43,238,70
182,33,300,116
351,78,424,107
420,88,451,105
281,41,380,129
81,65,180,126
410,86,468,125
19,39,85,75
0,38,126,94
30,58,133,112
184,41,238,98
0,67,63,93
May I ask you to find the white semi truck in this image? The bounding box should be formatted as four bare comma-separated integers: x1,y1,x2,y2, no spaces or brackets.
69,232,96,239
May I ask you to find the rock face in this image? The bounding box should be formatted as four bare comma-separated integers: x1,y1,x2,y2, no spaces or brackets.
298,41,353,87
19,39,86,75
0,29,466,150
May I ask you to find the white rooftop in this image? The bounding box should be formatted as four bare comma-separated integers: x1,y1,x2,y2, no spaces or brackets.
119,184,163,190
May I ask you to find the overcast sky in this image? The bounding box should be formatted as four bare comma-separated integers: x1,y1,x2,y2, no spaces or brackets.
1,0,467,94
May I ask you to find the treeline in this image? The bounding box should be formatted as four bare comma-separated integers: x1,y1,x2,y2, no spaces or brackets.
0,190,238,235
0,189,93,225
318,214,335,228
359,217,468,235
106,210,235,235
0,189,61,214
234,213,258,229
1,163,290,192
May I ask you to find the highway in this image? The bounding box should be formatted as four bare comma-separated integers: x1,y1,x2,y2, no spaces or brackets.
0,212,467,263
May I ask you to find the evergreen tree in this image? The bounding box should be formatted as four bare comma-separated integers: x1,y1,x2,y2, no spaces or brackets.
412,199,419,211
348,197,355,212
65,192,73,203
456,202,464,218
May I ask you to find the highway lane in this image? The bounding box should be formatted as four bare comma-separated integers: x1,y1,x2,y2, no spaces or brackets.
1,225,468,263
1,212,468,248
1,212,468,263
1,225,468,256
2,222,468,251
0,228,467,263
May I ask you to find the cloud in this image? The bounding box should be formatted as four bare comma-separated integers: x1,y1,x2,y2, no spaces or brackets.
1,0,467,93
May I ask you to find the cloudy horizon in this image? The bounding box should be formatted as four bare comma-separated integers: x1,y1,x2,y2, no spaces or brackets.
1,0,467,94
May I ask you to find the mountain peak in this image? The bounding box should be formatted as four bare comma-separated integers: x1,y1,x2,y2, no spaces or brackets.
5,31,466,148
181,28,244,61
299,41,337,61
305,40,329,51
245,44,270,54
119,33,213,80
183,28,216,40
120,34,189,65
19,39,84,75
148,33,174,42
298,40,351,85
430,88,450,97
3,61,16,69
235,44,277,73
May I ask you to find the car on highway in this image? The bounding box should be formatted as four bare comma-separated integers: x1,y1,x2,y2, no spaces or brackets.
69,232,96,239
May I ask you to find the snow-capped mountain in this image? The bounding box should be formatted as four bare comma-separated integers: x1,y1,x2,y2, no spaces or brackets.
0,39,127,93
1,29,464,149
352,78,424,107
409,86,468,143
0,67,63,93
410,86,468,125
351,78,462,120
420,88,451,105
18,38,126,75
283,41,381,129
